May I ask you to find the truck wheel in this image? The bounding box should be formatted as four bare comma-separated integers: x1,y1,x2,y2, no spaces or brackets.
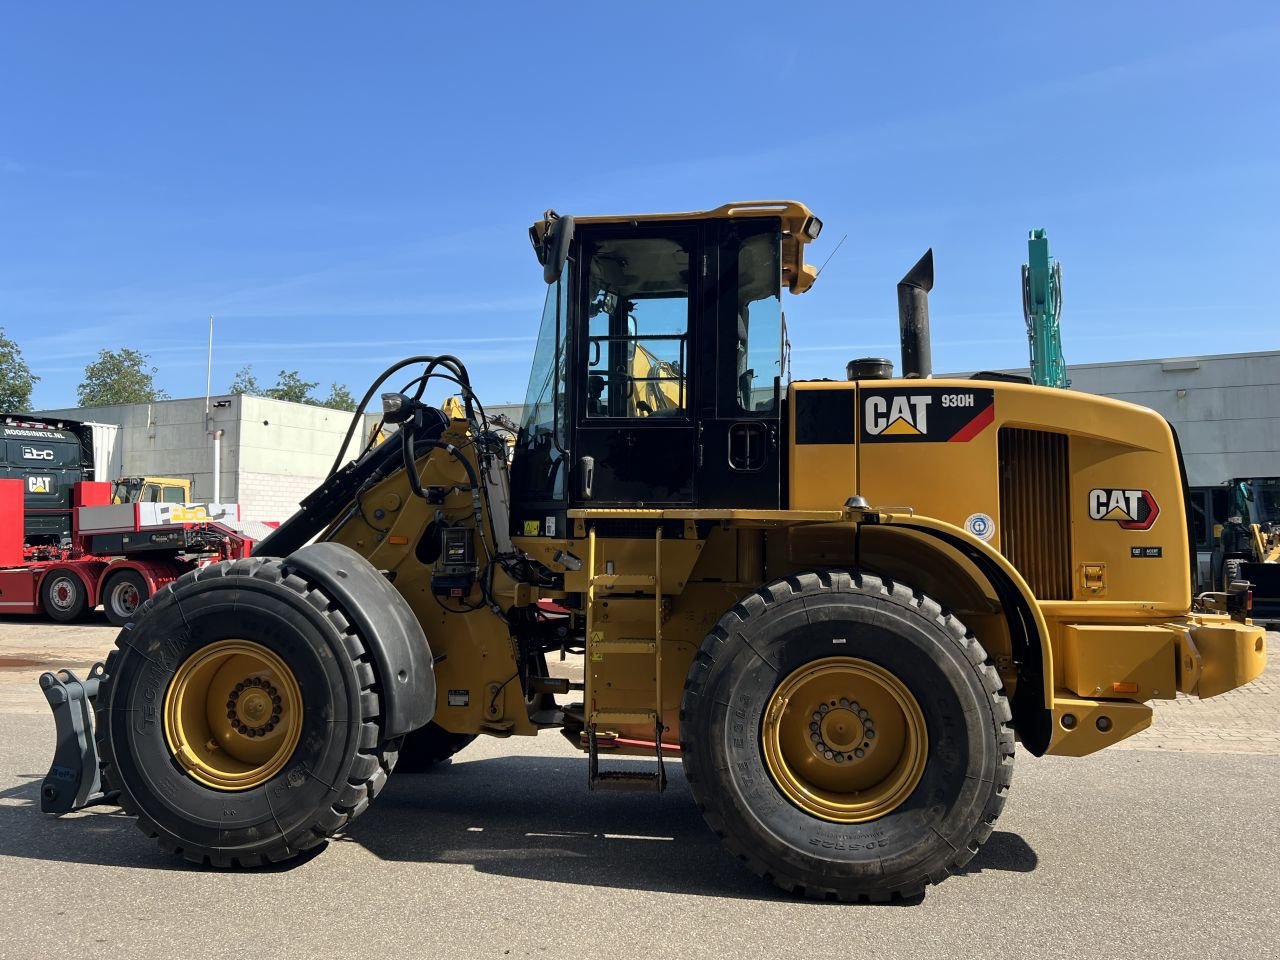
393,722,477,773
96,557,397,866
101,569,149,626
41,571,88,623
680,570,1014,902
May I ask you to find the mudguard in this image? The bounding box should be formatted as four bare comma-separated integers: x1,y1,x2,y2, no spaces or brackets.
283,541,435,738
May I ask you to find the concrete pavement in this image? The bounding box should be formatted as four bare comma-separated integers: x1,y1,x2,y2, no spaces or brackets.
1,620,1276,960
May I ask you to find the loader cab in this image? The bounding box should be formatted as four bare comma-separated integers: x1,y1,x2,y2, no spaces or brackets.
511,202,821,537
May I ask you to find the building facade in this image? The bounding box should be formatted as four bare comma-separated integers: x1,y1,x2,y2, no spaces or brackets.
1061,350,1279,487
38,394,376,522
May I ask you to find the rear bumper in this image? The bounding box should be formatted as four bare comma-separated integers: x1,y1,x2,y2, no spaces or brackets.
1045,615,1266,757
1178,616,1267,699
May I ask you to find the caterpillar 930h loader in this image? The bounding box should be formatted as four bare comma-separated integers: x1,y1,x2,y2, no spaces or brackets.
42,201,1266,901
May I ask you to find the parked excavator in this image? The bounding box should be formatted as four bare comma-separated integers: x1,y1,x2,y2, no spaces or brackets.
40,201,1265,901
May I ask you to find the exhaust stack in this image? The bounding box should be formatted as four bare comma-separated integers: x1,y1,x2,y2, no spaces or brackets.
897,249,934,379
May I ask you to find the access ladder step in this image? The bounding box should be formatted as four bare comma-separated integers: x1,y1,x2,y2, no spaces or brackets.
590,770,664,792
591,639,656,655
590,709,658,726
591,574,656,589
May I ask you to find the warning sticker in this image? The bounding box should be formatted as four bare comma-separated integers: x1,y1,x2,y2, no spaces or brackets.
447,689,470,707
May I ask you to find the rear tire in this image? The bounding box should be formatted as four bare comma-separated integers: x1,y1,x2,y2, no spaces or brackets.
101,569,149,626
41,570,88,623
680,570,1014,902
97,556,397,867
394,722,477,772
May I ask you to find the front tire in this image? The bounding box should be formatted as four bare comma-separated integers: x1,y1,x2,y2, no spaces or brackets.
680,570,1014,901
97,556,396,866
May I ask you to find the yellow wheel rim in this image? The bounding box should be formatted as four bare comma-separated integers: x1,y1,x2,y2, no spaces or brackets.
762,657,928,823
163,639,304,791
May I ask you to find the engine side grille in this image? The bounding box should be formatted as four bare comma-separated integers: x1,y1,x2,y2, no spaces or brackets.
998,428,1072,600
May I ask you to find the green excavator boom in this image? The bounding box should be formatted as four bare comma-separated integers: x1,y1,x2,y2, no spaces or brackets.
1022,228,1069,388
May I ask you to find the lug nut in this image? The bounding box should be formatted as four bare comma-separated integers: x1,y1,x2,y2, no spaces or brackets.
855,748,865,758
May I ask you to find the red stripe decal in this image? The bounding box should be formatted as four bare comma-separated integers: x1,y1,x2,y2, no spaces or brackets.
947,403,995,442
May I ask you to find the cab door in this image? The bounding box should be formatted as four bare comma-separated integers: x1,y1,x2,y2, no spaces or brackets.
572,225,698,506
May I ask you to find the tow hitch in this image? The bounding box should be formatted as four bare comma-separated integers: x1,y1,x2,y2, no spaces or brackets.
38,664,115,814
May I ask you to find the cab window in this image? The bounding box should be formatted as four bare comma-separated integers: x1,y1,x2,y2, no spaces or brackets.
734,231,782,413
585,236,690,418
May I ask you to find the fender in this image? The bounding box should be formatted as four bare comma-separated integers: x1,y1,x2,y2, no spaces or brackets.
36,562,104,610
857,514,1056,756
100,558,187,602
283,541,435,739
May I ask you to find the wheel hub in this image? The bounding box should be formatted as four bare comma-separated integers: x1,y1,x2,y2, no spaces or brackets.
113,582,140,614
163,639,303,791
762,657,928,823
812,699,874,759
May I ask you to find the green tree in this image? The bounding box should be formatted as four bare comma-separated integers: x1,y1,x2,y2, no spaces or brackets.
0,326,39,411
77,348,168,407
320,382,356,411
230,366,356,409
265,370,319,404
228,365,261,396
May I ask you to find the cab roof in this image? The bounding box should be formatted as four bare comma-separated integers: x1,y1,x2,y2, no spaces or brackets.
532,200,823,293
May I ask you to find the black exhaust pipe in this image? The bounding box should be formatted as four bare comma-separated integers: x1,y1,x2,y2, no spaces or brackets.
897,249,933,379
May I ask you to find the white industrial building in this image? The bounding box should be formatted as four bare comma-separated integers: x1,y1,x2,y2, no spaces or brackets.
39,394,376,522
1062,350,1279,486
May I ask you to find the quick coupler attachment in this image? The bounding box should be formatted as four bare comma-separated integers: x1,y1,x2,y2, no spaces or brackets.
39,664,113,814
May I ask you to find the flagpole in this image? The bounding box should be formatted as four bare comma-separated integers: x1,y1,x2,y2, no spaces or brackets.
205,314,214,414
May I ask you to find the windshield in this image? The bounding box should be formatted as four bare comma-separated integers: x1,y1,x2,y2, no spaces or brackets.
513,263,568,501
1245,478,1280,524
112,479,141,503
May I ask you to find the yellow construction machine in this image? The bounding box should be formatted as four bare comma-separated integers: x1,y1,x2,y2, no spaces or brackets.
111,475,192,504
41,201,1266,901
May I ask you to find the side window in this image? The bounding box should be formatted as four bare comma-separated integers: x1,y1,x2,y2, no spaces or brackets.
1189,491,1209,548
586,236,690,418
1211,488,1230,527
735,231,782,413
162,485,186,503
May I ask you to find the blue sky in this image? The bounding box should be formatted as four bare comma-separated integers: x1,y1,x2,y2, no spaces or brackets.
2,3,1277,410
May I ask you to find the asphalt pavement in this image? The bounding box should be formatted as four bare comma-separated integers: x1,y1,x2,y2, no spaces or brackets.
1,621,1276,960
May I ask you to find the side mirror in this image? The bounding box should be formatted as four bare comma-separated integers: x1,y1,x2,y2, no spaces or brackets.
543,215,575,284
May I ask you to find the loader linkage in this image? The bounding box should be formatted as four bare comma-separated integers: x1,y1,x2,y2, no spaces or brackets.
39,664,114,814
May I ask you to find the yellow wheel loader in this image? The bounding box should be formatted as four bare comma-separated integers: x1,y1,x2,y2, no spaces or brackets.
40,201,1266,901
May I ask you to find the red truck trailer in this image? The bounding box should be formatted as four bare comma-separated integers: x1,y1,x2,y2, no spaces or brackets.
0,477,258,625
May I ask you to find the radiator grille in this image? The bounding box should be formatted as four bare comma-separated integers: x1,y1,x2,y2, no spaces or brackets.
998,428,1072,600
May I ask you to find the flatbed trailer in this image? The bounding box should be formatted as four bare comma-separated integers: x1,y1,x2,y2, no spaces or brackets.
0,478,257,624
